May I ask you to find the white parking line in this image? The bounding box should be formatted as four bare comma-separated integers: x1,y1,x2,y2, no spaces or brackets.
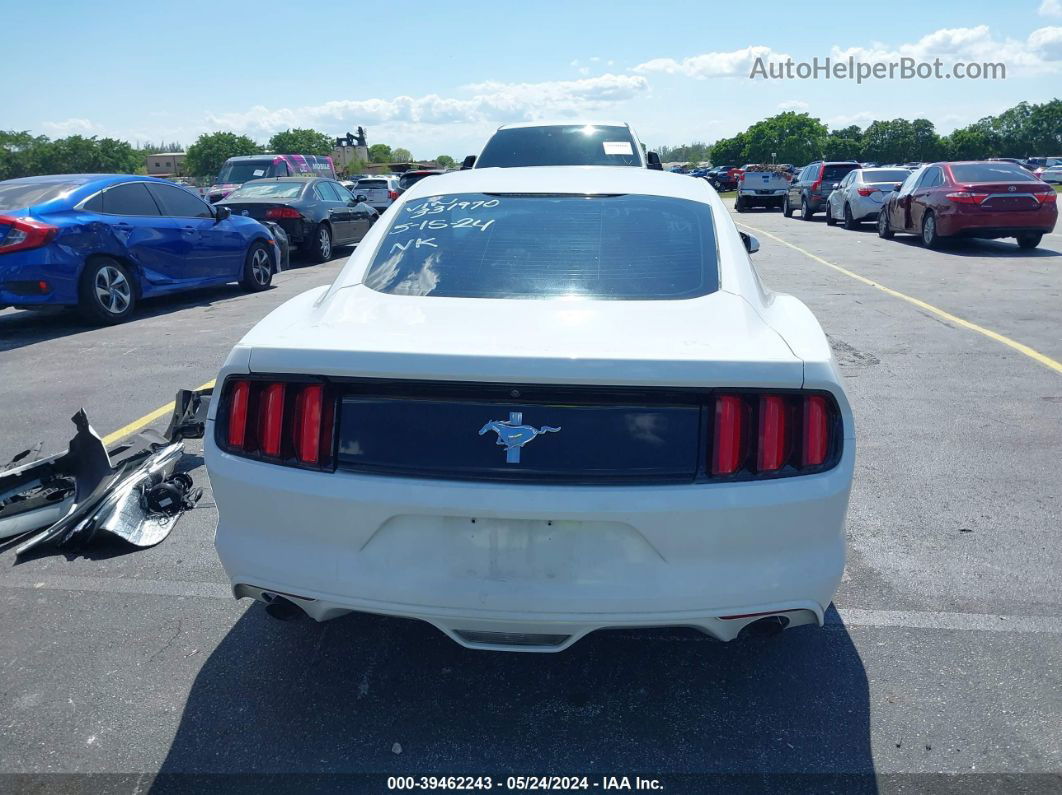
2,574,1061,635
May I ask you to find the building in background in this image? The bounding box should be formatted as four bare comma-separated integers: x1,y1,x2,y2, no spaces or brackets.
332,129,369,175
145,152,186,177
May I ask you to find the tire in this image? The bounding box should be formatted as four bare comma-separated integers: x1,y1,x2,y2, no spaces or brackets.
921,211,942,248
78,257,136,325
825,205,837,225
306,223,332,263
801,196,814,220
239,241,274,292
735,195,746,212
782,193,793,218
877,208,894,239
1016,233,1042,249
842,203,859,230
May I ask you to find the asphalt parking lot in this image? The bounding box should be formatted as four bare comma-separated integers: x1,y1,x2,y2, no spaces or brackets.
1,210,1060,790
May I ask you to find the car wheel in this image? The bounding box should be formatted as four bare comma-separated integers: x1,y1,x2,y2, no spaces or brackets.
843,203,860,230
801,196,814,220
1016,233,1043,249
877,208,894,239
239,241,274,292
307,223,332,263
78,257,136,325
921,212,942,248
782,194,793,218
825,204,837,225
735,195,745,212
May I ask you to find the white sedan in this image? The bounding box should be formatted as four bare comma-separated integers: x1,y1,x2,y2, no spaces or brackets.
826,167,912,229
205,166,855,652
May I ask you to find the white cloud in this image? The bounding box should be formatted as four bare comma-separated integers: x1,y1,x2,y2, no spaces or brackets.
777,100,809,111
831,25,1062,74
632,46,790,79
1039,0,1062,17
206,74,650,139
42,118,100,135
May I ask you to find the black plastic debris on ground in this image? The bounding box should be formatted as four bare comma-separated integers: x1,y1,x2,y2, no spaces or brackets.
0,387,211,556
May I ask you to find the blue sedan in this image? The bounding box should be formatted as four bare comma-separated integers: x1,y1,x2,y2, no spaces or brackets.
0,174,278,324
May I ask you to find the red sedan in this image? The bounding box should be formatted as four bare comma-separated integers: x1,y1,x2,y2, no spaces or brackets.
877,161,1057,249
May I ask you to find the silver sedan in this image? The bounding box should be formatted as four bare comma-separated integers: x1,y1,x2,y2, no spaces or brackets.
826,167,912,229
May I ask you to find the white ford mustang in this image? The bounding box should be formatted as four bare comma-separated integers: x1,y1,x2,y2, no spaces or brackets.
205,165,855,652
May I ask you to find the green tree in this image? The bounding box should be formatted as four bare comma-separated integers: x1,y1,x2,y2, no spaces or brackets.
185,132,261,179
368,143,392,163
824,125,863,161
710,133,748,166
391,147,412,163
32,135,139,175
741,112,828,164
267,128,334,156
340,158,367,176
0,130,48,180
909,118,941,161
435,155,455,168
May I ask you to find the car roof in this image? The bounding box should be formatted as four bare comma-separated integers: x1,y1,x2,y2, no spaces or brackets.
494,120,632,130
397,165,712,205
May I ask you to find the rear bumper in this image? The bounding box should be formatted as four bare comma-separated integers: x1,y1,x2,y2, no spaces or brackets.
937,207,1057,237
207,426,854,651
849,195,885,220
0,245,81,307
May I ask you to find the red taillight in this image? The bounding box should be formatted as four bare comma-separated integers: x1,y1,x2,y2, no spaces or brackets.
711,395,745,475
388,190,399,200
226,380,250,449
1034,191,1057,205
257,383,286,457
710,392,836,477
856,186,874,197
265,207,302,219
801,396,829,467
293,384,323,465
220,378,334,469
756,396,787,472
945,191,989,205
0,215,59,255
810,164,825,193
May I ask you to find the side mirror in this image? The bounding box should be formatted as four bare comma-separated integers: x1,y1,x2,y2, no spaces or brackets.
830,183,840,190
647,151,663,170
356,194,368,203
214,205,231,222
739,232,759,254
461,155,476,170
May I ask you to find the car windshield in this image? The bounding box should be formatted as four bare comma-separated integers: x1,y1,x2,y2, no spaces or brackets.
363,192,719,300
476,125,642,168
950,163,1038,182
862,169,911,183
0,179,90,211
217,161,276,183
227,182,305,199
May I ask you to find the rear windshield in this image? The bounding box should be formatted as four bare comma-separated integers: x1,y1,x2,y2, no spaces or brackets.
822,164,859,181
357,179,388,188
861,169,911,183
398,172,438,190
476,125,642,168
217,161,276,183
0,179,88,211
363,192,719,300
950,163,1037,182
227,181,305,199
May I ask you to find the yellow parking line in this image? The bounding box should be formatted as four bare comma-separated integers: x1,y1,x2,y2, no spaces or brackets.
101,378,216,447
736,221,1062,376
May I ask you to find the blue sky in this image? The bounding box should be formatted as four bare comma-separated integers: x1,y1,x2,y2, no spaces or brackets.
6,0,1061,157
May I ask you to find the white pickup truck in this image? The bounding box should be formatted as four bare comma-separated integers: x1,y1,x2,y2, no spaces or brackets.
735,165,790,212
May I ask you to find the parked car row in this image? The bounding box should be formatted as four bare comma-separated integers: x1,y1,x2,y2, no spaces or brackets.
772,159,1057,249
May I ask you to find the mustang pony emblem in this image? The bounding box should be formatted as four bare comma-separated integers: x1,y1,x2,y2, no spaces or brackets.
478,412,561,464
